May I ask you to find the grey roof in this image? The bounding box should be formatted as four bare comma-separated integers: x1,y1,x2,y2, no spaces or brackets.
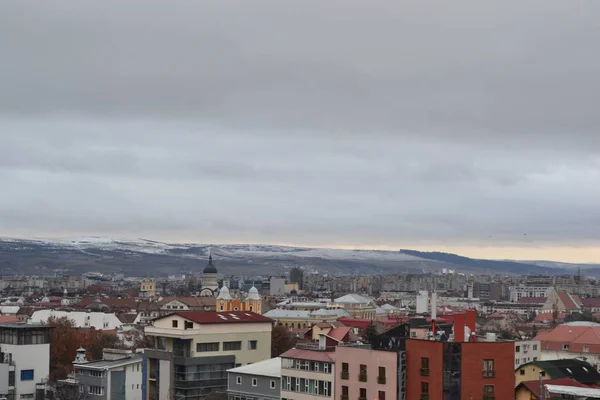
310,308,351,317
334,294,371,304
228,357,281,378
263,309,310,319
75,354,143,370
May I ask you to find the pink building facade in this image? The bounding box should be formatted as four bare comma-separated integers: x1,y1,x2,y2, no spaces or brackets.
335,346,398,400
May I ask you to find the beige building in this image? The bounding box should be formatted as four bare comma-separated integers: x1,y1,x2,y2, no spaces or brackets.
144,311,273,400
140,277,157,298
280,343,336,400
329,294,376,319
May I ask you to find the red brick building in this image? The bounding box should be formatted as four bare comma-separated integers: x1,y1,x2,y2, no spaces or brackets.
406,310,515,400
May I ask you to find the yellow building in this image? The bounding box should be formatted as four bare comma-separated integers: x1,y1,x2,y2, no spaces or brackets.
216,285,262,314
140,277,156,298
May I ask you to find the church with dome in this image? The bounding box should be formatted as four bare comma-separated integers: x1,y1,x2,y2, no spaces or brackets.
199,254,220,297
216,285,262,314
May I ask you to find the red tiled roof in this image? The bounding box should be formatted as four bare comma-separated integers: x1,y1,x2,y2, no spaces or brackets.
535,324,600,353
572,295,583,306
558,292,580,311
519,378,590,398
534,312,566,323
326,327,351,342
117,313,138,324
0,316,22,323
582,298,600,308
281,348,335,363
172,311,272,324
517,297,547,304
158,296,216,307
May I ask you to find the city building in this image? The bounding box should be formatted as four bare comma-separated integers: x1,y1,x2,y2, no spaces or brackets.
269,278,286,296
217,286,262,314
280,341,335,400
66,348,143,400
143,311,273,400
335,345,397,400
227,357,281,400
199,255,220,297
329,294,376,319
535,322,600,368
514,340,541,367
29,310,123,330
541,288,583,313
0,323,52,400
140,278,157,298
157,296,216,314
405,311,515,400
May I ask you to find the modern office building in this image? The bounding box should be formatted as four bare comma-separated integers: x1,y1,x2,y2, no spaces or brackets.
143,311,273,400
0,323,52,400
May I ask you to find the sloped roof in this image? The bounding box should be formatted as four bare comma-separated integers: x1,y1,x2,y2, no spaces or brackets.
0,316,21,323
582,298,600,308
173,311,272,325
280,348,335,363
558,292,581,311
228,357,281,378
310,308,351,318
158,296,216,307
326,327,351,342
518,378,590,398
334,294,371,304
381,304,398,310
519,359,600,384
517,297,547,304
263,310,310,319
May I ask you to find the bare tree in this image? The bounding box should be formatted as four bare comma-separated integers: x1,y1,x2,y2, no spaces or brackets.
46,379,89,400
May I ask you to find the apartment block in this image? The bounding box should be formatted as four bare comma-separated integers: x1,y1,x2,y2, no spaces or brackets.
335,346,397,400
280,343,335,400
0,323,52,400
143,311,273,400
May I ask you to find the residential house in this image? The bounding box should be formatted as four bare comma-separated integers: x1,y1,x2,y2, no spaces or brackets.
514,340,541,367
535,321,600,369
29,310,123,330
515,378,593,400
227,357,281,400
515,358,600,386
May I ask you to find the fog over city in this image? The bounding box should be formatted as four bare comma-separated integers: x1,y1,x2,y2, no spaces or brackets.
1,1,600,262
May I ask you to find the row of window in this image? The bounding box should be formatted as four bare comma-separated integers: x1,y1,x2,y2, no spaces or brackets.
79,385,104,396
340,386,386,400
515,344,538,352
235,375,277,389
196,340,258,352
281,376,332,396
340,363,386,382
282,358,331,373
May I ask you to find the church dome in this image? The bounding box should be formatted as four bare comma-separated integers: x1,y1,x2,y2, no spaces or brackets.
203,254,218,274
217,286,232,300
247,286,260,300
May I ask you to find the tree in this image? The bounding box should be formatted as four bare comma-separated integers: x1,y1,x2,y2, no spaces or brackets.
47,380,89,400
271,325,297,357
498,329,514,340
362,321,378,344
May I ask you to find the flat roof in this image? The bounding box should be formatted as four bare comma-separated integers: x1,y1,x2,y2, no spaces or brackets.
75,354,143,370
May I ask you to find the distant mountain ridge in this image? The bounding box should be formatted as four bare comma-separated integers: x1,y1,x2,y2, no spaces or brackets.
0,237,598,277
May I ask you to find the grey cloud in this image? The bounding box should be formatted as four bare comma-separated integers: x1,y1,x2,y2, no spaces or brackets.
0,1,600,250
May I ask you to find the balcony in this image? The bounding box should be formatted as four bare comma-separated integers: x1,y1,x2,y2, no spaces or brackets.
377,376,386,384
420,368,430,376
358,373,367,382
482,371,495,378
341,371,349,380
419,394,430,400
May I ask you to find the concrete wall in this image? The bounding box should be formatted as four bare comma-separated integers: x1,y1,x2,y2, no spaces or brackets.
5,343,50,398
515,340,541,367
335,346,397,400
158,359,171,400
406,340,443,400
461,341,515,400
125,361,143,400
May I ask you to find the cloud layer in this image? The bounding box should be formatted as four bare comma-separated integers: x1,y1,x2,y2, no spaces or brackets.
1,1,600,259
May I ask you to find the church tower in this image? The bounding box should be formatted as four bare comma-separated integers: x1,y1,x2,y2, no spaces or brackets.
199,253,219,296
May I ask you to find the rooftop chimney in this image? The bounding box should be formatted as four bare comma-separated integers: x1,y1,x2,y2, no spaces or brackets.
318,333,327,350
466,309,476,339
431,292,437,321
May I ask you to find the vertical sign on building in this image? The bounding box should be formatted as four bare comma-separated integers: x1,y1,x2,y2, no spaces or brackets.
398,351,406,400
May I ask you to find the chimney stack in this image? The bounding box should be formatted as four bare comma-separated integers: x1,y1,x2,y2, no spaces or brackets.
431,292,437,321
466,309,477,339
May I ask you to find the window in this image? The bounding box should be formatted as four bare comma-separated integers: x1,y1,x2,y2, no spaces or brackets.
342,386,349,396
483,385,494,398
89,386,104,396
533,344,538,350
137,364,140,372
137,384,140,389
197,342,219,352
89,370,103,377
516,345,520,352
421,357,429,368
236,376,242,385
341,362,349,379
172,320,178,328
562,344,569,350
8,371,15,386
421,382,429,394
359,388,367,400
584,345,590,353
378,391,386,400
270,380,276,389
483,359,494,371
520,369,525,376
359,364,367,381
252,378,258,387
223,341,242,351
20,370,34,381
248,340,258,350
80,386,84,393
378,366,386,384
184,321,193,329
533,357,538,361
540,371,546,377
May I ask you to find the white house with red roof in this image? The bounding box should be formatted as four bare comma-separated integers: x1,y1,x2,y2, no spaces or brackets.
541,288,583,314
535,321,600,371
143,311,273,400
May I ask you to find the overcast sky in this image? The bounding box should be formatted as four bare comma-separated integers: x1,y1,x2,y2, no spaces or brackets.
1,1,600,262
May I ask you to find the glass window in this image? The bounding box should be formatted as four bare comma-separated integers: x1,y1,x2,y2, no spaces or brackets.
236,376,242,385
172,320,178,328
248,340,258,350
20,370,34,381
421,382,429,394
270,380,276,389
378,391,386,400
89,386,104,395
197,342,220,352
342,386,349,396
359,388,367,399
252,378,257,387
483,359,494,371
421,357,429,368
223,341,242,351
